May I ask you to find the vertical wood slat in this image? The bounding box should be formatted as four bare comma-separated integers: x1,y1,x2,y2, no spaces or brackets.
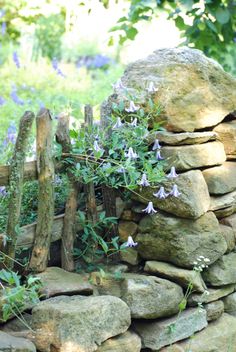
29,108,55,272
2,111,35,269
100,100,117,237
84,104,98,225
56,112,79,272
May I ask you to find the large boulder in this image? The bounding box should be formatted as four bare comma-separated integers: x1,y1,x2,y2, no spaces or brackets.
137,211,227,268
213,120,236,159
133,170,210,219
202,252,236,286
119,47,236,132
90,272,184,319
161,141,226,171
202,162,236,195
32,295,131,352
0,331,36,351
159,314,236,352
133,308,207,350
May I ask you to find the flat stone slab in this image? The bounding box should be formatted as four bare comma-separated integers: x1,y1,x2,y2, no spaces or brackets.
137,211,227,268
0,331,36,351
219,224,235,253
220,213,236,236
159,314,236,352
209,190,236,219
97,330,141,352
202,252,236,286
161,141,226,171
188,284,235,306
205,300,224,321
133,308,207,350
133,170,210,219
36,266,93,298
32,295,131,352
214,121,236,159
144,260,206,292
148,131,218,145
223,292,236,316
90,272,184,319
202,162,236,195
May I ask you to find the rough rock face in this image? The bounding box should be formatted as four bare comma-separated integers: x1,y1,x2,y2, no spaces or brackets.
119,47,236,132
202,162,236,195
209,191,236,219
161,141,226,171
144,260,206,292
96,331,141,352
213,121,236,159
0,331,36,352
205,300,224,322
90,273,184,319
32,295,131,352
137,211,227,268
202,252,236,286
149,131,218,145
188,285,235,306
219,224,235,253
133,170,210,219
159,314,236,352
133,308,207,350
223,292,236,316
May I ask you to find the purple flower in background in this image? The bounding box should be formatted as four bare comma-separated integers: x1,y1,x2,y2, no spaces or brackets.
169,184,181,197
142,201,157,214
125,235,138,248
12,51,20,68
11,86,24,105
1,22,6,36
167,166,178,179
139,173,150,187
93,140,103,153
130,118,137,127
147,81,158,93
125,147,138,160
52,57,65,77
0,96,5,106
156,150,164,160
117,166,126,174
152,139,161,150
0,186,7,197
3,122,17,146
113,117,123,129
125,101,139,113
112,79,126,90
0,9,5,18
153,186,169,199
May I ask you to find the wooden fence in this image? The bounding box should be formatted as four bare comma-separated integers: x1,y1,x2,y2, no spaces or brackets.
0,104,117,273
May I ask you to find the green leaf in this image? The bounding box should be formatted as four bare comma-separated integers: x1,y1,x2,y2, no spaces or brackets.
206,19,218,33
126,27,138,40
215,8,230,24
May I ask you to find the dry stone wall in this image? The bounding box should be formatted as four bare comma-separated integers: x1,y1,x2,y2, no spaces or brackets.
112,47,236,351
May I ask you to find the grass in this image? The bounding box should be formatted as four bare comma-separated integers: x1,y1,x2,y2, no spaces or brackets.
0,56,124,162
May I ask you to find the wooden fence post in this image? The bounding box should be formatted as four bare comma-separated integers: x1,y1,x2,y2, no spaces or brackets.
56,112,80,272
2,111,35,269
29,108,54,272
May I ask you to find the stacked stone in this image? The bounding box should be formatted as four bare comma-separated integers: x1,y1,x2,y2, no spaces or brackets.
114,47,236,351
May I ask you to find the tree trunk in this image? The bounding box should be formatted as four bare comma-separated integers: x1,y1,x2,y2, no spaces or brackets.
29,108,54,272
3,111,35,269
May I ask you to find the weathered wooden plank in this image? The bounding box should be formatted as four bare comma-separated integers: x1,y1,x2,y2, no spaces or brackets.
0,161,63,186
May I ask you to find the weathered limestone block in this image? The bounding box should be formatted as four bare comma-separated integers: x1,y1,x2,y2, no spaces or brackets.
205,300,224,321
36,267,93,298
188,284,235,306
133,170,210,219
160,314,236,352
118,221,138,242
214,121,236,159
0,331,36,351
96,330,141,352
202,162,236,195
223,292,236,316
161,141,226,171
120,247,140,265
210,191,236,219
90,273,184,319
133,308,207,350
144,260,206,292
149,130,218,145
219,224,235,253
220,213,236,237
137,211,227,268
120,47,236,132
202,252,236,286
32,295,131,352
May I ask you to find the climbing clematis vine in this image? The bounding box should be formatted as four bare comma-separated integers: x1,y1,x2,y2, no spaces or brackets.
125,101,139,113
153,186,169,199
125,235,138,247
142,201,157,214
167,166,178,178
